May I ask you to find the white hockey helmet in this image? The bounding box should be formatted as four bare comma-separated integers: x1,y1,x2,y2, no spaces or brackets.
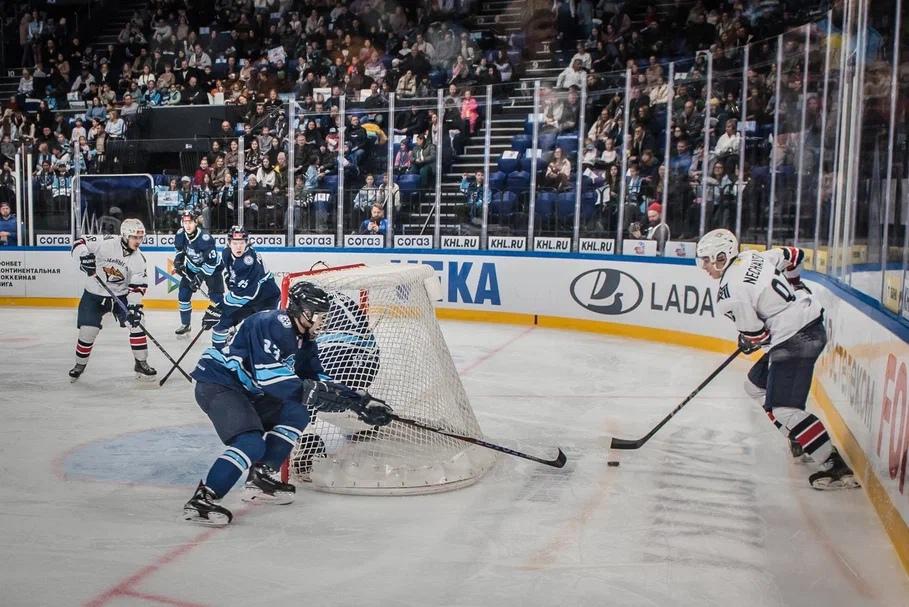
120,218,146,241
696,228,738,269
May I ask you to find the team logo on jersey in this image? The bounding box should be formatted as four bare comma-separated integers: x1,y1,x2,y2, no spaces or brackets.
569,269,643,315
103,266,126,282
278,313,292,328
243,255,254,266
202,233,211,241
718,284,730,301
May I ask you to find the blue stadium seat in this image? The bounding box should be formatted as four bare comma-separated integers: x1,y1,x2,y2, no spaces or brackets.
557,192,577,222
506,171,531,194
555,135,579,155
396,173,422,193
499,191,518,216
322,175,339,191
539,132,557,151
580,191,597,222
488,171,507,192
511,134,531,154
535,191,556,222
497,153,519,174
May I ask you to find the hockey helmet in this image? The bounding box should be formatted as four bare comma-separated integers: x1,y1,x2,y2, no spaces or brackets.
696,228,738,271
120,218,146,241
180,208,203,226
227,225,249,242
287,281,331,325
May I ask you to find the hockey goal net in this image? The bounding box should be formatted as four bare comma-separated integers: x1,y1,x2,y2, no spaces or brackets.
279,263,496,495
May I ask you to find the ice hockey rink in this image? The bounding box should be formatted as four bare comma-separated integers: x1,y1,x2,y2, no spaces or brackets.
1,307,907,607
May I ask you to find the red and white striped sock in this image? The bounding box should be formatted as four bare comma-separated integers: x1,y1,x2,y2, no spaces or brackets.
129,330,148,361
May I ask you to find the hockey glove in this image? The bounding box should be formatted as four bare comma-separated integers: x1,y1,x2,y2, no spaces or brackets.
738,329,770,355
173,252,186,275
201,304,222,330
79,253,96,276
786,271,812,294
302,380,364,413
185,271,204,293
126,303,144,328
351,394,394,427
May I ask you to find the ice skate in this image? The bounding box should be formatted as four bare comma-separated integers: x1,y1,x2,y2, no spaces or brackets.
809,449,860,490
134,359,157,382
175,324,192,339
68,363,87,383
183,482,232,526
242,464,295,504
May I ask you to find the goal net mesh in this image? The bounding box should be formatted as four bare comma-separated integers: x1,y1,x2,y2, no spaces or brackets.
280,263,495,494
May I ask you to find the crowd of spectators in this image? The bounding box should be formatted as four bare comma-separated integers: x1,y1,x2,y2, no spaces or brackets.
0,0,831,241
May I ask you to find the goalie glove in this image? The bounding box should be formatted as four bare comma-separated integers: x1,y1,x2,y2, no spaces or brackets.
79,253,96,276
738,328,770,355
126,303,144,328
201,304,222,330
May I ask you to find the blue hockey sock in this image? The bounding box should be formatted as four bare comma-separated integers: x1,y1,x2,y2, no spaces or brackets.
179,300,192,326
261,425,304,470
211,328,230,348
204,432,265,497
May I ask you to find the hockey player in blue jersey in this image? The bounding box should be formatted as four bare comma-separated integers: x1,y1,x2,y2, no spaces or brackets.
173,210,224,337
183,281,395,526
201,226,280,348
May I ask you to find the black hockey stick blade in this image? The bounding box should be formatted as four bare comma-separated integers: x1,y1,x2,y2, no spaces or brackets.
160,326,206,386
609,347,743,450
388,412,567,468
93,275,193,382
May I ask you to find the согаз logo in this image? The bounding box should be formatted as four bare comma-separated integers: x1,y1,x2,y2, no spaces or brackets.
570,269,643,315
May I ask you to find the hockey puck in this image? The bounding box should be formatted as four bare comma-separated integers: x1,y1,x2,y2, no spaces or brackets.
607,461,620,467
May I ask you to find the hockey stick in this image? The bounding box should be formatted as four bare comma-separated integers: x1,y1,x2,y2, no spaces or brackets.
94,275,194,383
386,411,567,468
609,347,743,450
159,326,206,386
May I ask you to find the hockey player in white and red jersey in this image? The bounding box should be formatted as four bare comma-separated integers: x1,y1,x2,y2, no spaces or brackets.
696,228,858,490
69,218,157,382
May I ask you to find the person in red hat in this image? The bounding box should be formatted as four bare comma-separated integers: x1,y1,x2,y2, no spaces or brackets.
630,201,670,253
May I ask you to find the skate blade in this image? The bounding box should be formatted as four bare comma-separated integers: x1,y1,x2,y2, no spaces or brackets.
175,333,192,341
810,475,862,491
135,373,160,386
241,487,295,505
182,508,230,527
69,375,81,383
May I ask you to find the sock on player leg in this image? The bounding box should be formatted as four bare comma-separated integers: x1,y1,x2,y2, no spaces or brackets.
129,328,148,361
179,300,192,326
767,407,834,464
261,425,304,470
75,326,100,364
204,432,265,498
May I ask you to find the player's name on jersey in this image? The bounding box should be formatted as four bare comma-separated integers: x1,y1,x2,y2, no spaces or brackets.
533,236,571,252
488,236,527,251
295,234,336,247
441,235,480,249
621,239,658,256
394,235,433,248
344,234,385,248
578,238,615,254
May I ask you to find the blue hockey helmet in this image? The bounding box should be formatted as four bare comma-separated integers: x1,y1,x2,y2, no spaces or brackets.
227,225,249,242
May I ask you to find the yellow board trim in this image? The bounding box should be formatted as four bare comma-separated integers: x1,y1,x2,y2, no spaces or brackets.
3,298,908,576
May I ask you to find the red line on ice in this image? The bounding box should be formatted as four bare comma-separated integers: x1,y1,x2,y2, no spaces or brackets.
458,325,535,375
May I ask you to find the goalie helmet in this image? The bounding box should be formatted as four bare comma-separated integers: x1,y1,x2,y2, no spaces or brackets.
120,218,146,241
286,281,331,323
696,228,738,270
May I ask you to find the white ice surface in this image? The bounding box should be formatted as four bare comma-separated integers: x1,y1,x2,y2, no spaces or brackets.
0,308,907,607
